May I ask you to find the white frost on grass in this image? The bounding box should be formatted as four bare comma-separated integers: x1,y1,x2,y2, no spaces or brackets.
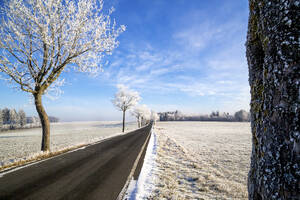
124,131,158,200
0,121,137,167
151,121,251,199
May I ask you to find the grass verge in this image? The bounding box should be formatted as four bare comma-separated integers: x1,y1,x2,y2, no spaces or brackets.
0,143,87,173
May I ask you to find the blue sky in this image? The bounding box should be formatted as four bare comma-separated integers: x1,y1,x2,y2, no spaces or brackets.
0,0,250,121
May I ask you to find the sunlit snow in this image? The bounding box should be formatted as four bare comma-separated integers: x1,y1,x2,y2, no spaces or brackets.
124,130,157,200
151,121,251,199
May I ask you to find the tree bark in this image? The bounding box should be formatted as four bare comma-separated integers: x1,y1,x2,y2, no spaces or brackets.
246,0,300,199
34,93,50,151
138,116,141,128
122,110,125,132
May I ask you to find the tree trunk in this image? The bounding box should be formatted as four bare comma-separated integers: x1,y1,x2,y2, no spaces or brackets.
34,93,50,151
122,110,125,132
246,0,300,199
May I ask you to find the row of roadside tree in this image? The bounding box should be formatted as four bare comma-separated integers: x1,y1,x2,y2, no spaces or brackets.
0,108,59,131
131,105,159,127
112,85,159,132
111,85,250,131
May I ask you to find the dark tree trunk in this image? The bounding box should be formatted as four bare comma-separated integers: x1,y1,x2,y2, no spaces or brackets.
122,110,125,132
246,0,300,199
34,93,50,151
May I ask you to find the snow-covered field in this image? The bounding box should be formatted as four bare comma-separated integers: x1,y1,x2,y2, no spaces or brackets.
0,121,137,167
1,121,252,199
152,121,251,199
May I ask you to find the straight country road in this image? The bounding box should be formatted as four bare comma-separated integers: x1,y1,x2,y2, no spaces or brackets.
0,124,152,200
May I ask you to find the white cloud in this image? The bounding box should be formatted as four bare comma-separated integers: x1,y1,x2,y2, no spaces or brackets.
136,62,152,71
150,68,170,76
173,19,244,52
173,23,220,51
101,14,250,114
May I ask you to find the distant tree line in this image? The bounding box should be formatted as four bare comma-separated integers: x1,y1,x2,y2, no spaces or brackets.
158,109,250,122
0,108,59,131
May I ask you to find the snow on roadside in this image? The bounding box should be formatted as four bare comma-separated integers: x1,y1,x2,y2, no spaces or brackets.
151,122,250,199
124,130,158,200
0,121,137,169
149,128,204,200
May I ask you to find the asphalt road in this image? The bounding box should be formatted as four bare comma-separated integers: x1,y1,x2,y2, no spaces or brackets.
0,124,152,200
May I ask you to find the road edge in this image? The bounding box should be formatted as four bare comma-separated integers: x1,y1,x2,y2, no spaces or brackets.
116,124,152,200
0,126,147,175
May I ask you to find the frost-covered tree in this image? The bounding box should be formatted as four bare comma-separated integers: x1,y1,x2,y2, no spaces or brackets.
140,107,151,126
2,108,10,124
131,105,143,128
0,0,124,151
174,110,182,121
234,109,249,122
18,109,26,127
112,85,140,132
131,104,151,128
9,108,18,127
150,110,159,125
247,0,300,199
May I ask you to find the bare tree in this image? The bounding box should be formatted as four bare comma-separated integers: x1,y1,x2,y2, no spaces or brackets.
112,85,140,132
0,0,124,151
247,0,299,199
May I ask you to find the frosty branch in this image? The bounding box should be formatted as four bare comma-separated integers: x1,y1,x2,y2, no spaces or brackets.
0,0,125,151
112,85,140,132
131,104,151,128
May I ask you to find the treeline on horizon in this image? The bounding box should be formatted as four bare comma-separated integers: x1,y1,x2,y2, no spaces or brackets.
158,109,250,122
0,108,59,131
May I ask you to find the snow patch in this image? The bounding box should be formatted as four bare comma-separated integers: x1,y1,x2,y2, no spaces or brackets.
123,131,157,199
